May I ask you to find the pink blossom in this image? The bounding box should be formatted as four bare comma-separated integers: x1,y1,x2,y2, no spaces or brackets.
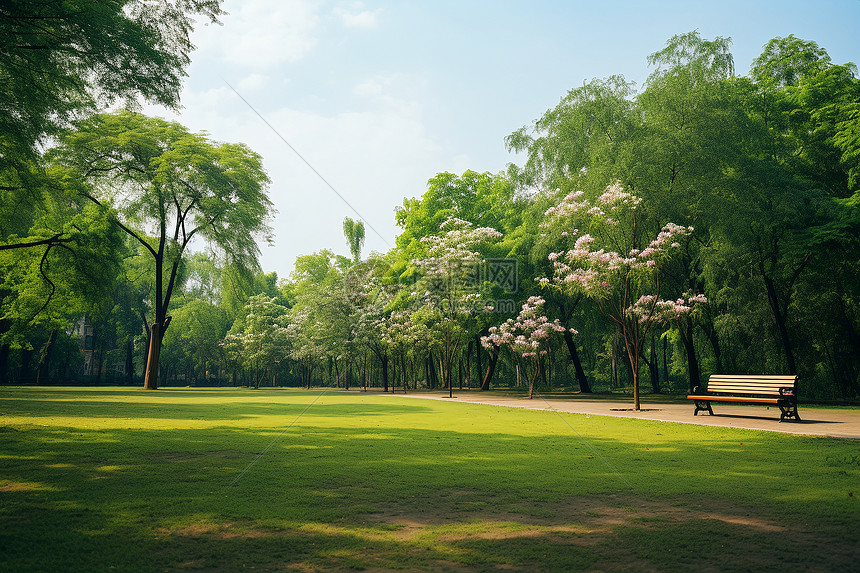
574,234,594,250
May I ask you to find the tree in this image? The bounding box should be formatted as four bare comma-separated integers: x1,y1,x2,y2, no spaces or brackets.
632,31,739,390
749,35,830,89
223,294,289,388
505,76,637,194
1,0,223,169
482,296,566,399
342,217,366,264
412,217,502,397
52,110,272,389
702,39,859,381
541,183,703,409
0,189,125,380
285,250,355,388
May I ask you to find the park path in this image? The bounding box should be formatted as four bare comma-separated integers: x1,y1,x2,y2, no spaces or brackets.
393,390,860,439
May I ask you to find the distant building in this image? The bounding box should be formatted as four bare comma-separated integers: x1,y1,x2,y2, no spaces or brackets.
74,317,95,375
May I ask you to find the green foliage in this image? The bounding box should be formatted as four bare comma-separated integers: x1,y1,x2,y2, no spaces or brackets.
0,189,125,347
507,76,637,194
0,0,223,166
750,35,830,88
2,30,857,398
47,110,272,388
342,217,365,263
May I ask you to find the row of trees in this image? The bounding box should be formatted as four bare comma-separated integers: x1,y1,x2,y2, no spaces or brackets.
2,21,858,403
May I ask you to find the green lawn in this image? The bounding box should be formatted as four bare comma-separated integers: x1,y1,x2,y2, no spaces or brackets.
1,387,857,572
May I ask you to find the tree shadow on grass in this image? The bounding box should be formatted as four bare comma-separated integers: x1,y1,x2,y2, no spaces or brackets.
2,486,853,572
1,398,858,572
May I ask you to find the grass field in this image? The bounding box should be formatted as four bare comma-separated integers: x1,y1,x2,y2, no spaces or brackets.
1,387,858,572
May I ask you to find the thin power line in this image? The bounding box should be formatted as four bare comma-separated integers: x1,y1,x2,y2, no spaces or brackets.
530,388,633,489
227,389,329,488
222,79,392,249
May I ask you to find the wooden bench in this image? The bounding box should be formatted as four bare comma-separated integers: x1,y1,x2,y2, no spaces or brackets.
687,375,801,422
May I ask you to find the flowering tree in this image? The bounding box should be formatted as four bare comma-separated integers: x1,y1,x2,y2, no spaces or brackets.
286,306,331,389
222,294,289,388
481,296,566,399
380,309,437,392
541,182,705,409
413,217,501,397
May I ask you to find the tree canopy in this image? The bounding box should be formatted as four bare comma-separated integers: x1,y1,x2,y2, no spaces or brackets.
2,29,857,404
51,110,272,389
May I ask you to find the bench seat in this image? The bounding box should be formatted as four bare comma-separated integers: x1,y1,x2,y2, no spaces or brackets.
686,375,800,422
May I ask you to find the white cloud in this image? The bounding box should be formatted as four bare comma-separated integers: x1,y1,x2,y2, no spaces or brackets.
254,102,442,273
353,78,383,98
150,77,444,276
350,73,425,118
333,1,382,29
237,73,271,93
194,0,321,69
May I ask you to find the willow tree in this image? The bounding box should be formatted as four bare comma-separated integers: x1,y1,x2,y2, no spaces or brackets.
52,110,272,389
1,0,224,253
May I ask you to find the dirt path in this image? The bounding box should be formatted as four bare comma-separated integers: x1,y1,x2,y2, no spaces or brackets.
394,391,860,439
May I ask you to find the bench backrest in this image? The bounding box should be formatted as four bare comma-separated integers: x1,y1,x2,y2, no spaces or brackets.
706,374,798,396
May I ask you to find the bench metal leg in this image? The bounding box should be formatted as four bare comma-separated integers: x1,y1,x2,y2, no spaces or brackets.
693,400,714,416
779,403,801,422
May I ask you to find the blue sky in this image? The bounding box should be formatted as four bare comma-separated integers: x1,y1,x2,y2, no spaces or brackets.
143,0,860,278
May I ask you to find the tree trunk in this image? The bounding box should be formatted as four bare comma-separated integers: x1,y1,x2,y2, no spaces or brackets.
528,358,541,399
94,336,105,385
763,275,798,374
662,335,669,386
475,335,483,389
401,351,407,393
427,354,438,389
465,340,472,389
36,330,58,385
0,344,9,384
611,345,617,389
381,352,389,392
702,314,724,374
680,314,701,393
125,339,134,385
758,252,810,376
539,354,548,390
361,354,367,391
141,313,151,383
144,319,169,390
623,335,641,411
480,344,499,391
646,335,660,393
